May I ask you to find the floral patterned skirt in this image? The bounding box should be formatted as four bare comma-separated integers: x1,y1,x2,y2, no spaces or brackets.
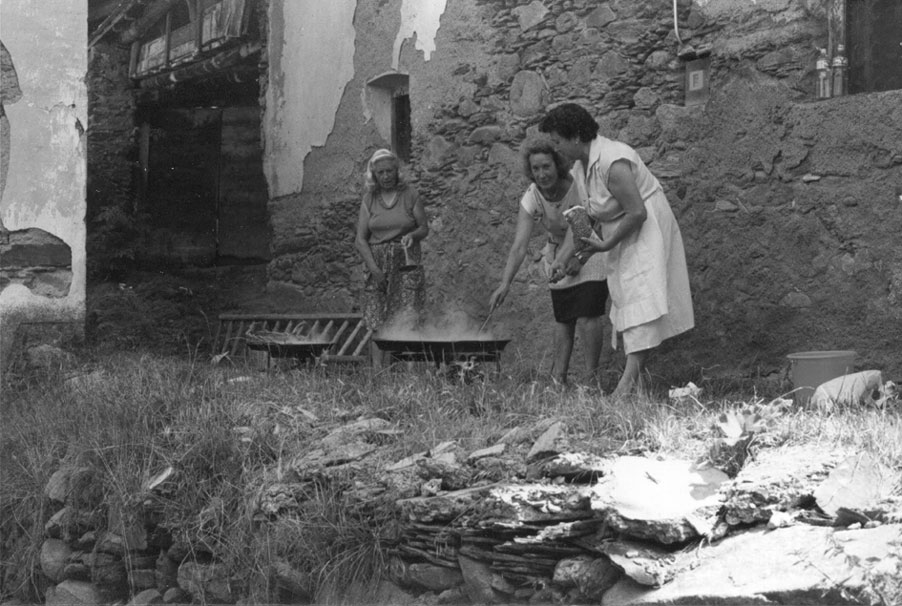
364,240,425,332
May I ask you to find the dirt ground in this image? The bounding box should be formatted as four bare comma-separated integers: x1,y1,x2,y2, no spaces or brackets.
83,265,772,398
86,264,282,356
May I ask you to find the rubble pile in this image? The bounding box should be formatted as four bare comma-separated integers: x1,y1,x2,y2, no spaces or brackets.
34,413,902,605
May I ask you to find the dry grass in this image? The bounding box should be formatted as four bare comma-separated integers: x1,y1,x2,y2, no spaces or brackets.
1,351,899,603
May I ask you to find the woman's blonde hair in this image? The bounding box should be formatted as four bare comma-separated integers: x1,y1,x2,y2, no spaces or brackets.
519,137,570,183
364,148,407,192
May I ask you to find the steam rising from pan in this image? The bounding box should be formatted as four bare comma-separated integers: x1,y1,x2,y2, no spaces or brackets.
376,309,505,341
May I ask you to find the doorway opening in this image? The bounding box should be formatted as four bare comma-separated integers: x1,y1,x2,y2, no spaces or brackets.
366,71,411,163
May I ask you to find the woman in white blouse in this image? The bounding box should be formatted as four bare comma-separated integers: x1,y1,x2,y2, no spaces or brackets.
489,138,608,386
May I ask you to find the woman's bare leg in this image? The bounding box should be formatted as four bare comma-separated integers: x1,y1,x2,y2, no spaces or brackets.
578,315,604,384
612,349,649,398
551,321,576,384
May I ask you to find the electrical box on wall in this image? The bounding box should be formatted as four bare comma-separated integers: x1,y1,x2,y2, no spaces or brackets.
684,57,711,106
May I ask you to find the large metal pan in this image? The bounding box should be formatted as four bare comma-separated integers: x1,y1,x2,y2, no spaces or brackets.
245,330,334,361
372,337,511,362
246,340,333,360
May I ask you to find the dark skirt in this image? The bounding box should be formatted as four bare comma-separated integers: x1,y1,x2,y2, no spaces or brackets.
550,280,608,323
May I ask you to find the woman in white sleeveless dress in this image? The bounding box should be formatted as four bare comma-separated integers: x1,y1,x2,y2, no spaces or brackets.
542,104,694,398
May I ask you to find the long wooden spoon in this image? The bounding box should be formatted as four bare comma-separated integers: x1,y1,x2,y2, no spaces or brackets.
478,306,496,333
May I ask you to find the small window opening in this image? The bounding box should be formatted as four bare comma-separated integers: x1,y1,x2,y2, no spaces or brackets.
392,93,411,163
366,72,410,163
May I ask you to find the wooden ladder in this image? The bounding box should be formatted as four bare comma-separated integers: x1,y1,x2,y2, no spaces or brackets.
214,313,372,364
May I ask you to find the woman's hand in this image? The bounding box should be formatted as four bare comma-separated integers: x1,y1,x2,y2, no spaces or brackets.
400,233,414,248
489,285,509,310
564,256,582,276
549,260,566,283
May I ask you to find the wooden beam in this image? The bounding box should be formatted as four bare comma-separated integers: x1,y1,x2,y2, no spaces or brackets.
120,0,185,44
137,122,150,210
163,11,172,68
128,40,140,78
89,0,131,23
89,0,143,48
134,67,259,107
135,40,261,89
193,0,203,55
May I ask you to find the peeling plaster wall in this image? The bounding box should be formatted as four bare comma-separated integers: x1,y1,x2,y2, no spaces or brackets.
263,0,357,198
0,0,87,370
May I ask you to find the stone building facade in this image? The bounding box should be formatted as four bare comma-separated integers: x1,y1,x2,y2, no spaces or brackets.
88,0,902,385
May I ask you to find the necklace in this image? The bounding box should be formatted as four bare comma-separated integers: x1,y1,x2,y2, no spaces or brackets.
381,191,398,208
540,180,567,204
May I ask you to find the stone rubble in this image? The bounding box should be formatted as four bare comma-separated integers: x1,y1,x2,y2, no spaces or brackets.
31,412,902,605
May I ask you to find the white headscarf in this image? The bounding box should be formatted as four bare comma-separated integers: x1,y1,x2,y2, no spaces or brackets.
365,148,401,192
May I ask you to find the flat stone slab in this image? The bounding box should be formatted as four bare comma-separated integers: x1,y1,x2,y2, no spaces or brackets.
813,452,894,516
398,484,504,523
536,452,613,481
591,456,727,520
721,445,852,526
602,524,902,605
467,443,506,462
590,456,728,544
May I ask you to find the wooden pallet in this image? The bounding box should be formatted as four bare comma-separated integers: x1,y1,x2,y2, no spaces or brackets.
214,313,372,364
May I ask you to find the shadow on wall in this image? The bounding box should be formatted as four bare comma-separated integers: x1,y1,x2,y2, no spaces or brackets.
0,39,72,299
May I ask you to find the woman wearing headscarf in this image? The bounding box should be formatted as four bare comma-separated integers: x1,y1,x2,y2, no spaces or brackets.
355,149,429,366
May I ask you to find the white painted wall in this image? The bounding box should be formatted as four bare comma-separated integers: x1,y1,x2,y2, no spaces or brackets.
0,0,87,344
263,0,357,198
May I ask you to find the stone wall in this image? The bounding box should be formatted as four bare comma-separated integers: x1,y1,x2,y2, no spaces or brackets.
86,40,136,224
267,0,902,385
85,39,138,278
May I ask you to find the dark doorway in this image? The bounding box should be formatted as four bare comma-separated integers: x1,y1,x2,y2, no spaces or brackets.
140,104,270,265
216,106,270,261
145,108,220,263
393,93,411,164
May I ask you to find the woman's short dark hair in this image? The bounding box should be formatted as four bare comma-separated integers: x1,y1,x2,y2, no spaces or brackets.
538,103,599,143
520,138,570,182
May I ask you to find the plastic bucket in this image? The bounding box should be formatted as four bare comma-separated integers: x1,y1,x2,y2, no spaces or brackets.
787,350,856,406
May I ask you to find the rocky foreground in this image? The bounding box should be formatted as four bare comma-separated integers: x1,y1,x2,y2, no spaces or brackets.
34,405,902,605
